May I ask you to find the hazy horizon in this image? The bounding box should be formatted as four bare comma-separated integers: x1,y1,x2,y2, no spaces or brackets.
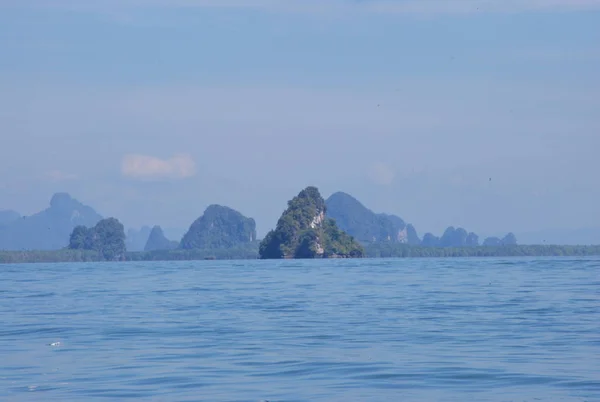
1,1,599,240
2,189,600,246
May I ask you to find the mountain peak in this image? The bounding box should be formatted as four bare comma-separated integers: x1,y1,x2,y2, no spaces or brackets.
144,225,178,252
0,193,102,250
50,192,75,209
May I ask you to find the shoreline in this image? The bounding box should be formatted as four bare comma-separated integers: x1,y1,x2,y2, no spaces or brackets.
2,244,600,264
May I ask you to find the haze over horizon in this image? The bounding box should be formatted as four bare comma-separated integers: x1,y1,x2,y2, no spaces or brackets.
1,1,599,240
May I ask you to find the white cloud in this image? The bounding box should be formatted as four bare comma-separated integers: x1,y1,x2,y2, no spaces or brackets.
369,162,396,186
121,153,196,180
5,0,600,14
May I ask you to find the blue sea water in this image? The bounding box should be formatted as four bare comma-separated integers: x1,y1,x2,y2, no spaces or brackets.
1,257,599,402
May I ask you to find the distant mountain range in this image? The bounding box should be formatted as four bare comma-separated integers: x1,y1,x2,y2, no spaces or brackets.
1,190,595,252
324,192,515,248
325,192,420,245
144,226,178,252
0,193,102,250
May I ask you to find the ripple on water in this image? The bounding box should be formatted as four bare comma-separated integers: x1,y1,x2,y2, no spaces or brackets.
1,257,599,401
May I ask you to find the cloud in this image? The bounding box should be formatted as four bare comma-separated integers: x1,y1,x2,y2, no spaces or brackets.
368,162,396,186
43,170,78,182
121,153,196,180
5,0,600,14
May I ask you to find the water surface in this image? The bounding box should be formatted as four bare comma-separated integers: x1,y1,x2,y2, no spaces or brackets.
1,257,599,401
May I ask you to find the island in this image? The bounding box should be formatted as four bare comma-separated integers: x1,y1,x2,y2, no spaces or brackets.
129,204,260,262
259,186,364,259
68,217,127,261
1,190,599,264
180,205,256,249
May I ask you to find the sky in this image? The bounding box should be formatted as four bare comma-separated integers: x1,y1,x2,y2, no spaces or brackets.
1,0,599,240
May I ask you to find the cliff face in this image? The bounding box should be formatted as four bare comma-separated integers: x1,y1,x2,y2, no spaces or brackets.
324,191,520,249
179,205,256,250
325,192,421,245
259,187,364,259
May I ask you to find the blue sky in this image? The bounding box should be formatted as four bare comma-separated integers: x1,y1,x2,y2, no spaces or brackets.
1,0,599,239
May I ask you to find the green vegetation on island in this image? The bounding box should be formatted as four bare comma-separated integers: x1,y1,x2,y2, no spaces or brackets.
127,242,260,261
3,243,600,264
127,204,259,259
365,243,600,258
0,249,104,264
180,205,256,250
259,187,364,259
1,188,599,264
68,217,127,261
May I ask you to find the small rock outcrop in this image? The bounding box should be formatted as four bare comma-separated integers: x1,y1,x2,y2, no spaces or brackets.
259,186,364,259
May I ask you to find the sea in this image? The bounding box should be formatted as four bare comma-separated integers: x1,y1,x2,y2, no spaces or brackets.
1,257,599,402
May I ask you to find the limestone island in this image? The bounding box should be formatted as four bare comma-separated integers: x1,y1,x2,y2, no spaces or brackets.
259,186,364,259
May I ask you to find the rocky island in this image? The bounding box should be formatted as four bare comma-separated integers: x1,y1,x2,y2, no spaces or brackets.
259,186,364,259
1,189,599,264
68,217,127,261
180,204,256,250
